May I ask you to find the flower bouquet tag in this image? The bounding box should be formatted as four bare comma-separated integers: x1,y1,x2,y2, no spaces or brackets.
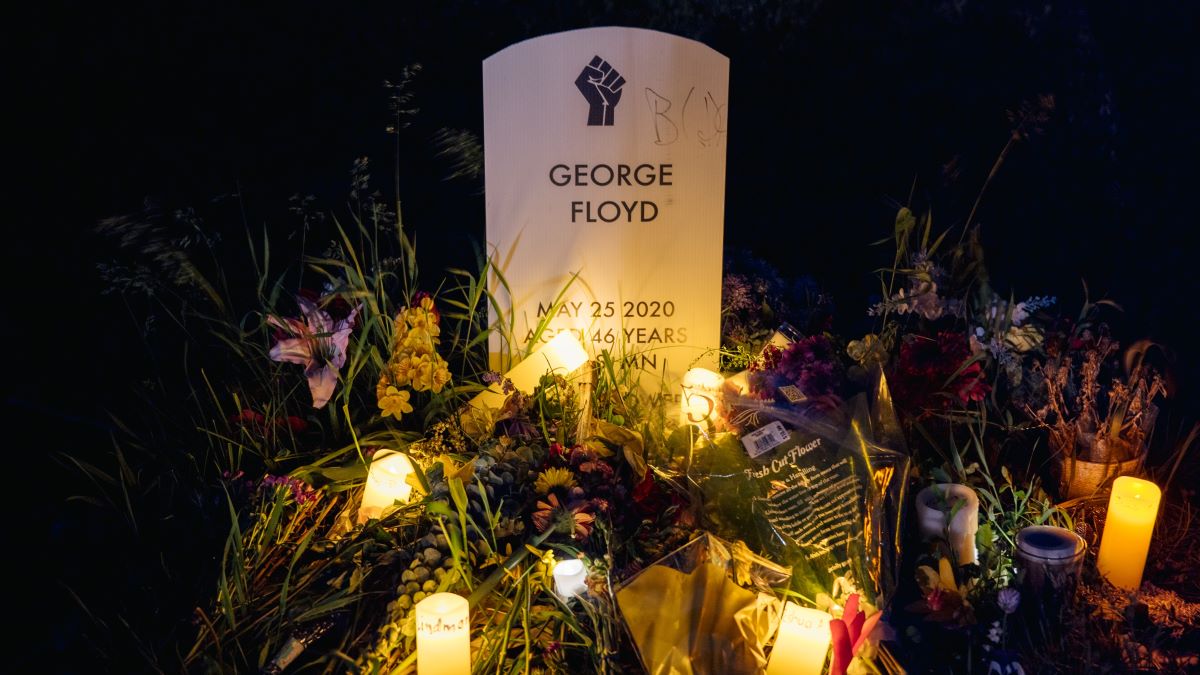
741,421,790,458
777,384,807,404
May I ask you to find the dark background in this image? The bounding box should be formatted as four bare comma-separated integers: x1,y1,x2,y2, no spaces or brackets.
10,1,1200,670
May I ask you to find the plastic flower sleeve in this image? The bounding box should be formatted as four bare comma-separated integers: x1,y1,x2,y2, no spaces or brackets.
615,532,791,675
676,368,909,609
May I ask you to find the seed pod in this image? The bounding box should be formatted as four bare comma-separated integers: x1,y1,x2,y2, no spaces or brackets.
423,548,443,565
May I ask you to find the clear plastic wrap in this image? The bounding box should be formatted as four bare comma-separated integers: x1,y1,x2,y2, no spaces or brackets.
666,368,909,609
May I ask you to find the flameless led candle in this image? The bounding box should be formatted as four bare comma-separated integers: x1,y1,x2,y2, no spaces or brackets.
680,367,725,425
553,558,588,599
916,483,979,565
416,592,470,675
767,602,831,675
357,451,415,523
1097,476,1161,590
470,332,589,410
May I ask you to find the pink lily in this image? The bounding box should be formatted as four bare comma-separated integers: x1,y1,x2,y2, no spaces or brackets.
267,295,360,409
830,593,882,675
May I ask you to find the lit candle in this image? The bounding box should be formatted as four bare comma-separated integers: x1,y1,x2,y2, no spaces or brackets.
357,451,415,523
767,602,831,675
915,483,979,565
416,592,470,675
553,558,588,599
1097,476,1161,590
680,367,725,426
470,332,589,410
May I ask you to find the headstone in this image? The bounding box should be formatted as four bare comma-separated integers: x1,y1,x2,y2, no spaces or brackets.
483,27,729,387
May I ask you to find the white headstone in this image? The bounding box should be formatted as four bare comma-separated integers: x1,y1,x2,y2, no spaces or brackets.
484,27,729,387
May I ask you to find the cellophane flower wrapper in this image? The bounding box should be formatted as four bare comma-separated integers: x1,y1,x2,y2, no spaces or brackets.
671,368,909,609
615,532,791,675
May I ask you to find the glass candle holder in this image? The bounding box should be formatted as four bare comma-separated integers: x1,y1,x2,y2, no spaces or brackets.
1015,525,1086,593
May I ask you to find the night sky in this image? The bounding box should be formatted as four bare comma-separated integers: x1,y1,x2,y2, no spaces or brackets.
11,1,1200,670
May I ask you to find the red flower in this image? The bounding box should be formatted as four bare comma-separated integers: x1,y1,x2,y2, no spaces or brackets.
830,594,882,675
890,332,990,418
631,473,658,509
231,409,307,441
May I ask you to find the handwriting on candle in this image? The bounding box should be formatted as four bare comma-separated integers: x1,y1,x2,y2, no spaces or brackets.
416,616,468,635
781,610,826,630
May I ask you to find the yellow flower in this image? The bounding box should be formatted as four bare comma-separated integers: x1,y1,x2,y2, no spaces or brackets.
534,467,578,494
408,353,435,392
391,355,419,386
404,306,441,336
430,361,452,393
379,386,414,420
402,328,436,355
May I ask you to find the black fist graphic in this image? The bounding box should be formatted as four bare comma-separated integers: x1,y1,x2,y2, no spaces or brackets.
575,56,625,126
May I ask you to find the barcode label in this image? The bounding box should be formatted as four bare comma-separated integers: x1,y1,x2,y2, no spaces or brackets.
742,421,790,458
778,385,807,403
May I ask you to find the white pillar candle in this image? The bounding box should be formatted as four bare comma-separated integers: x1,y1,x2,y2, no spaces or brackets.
553,558,588,599
1097,476,1161,590
680,367,725,426
357,451,415,523
767,602,831,675
470,332,589,410
416,592,470,675
915,483,979,565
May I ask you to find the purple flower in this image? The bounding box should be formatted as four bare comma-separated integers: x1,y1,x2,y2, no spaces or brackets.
259,474,318,504
268,295,361,409
722,273,756,313
997,587,1020,614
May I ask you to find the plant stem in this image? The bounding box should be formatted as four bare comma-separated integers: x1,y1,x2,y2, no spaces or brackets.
961,133,1019,243
467,527,555,607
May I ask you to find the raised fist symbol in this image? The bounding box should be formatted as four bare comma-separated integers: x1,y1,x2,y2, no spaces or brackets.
575,55,625,126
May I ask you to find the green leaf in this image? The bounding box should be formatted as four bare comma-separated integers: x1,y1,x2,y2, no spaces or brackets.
448,476,468,515
426,501,456,519
977,522,995,551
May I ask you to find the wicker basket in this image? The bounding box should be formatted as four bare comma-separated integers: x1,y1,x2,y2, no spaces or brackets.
1054,433,1147,500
